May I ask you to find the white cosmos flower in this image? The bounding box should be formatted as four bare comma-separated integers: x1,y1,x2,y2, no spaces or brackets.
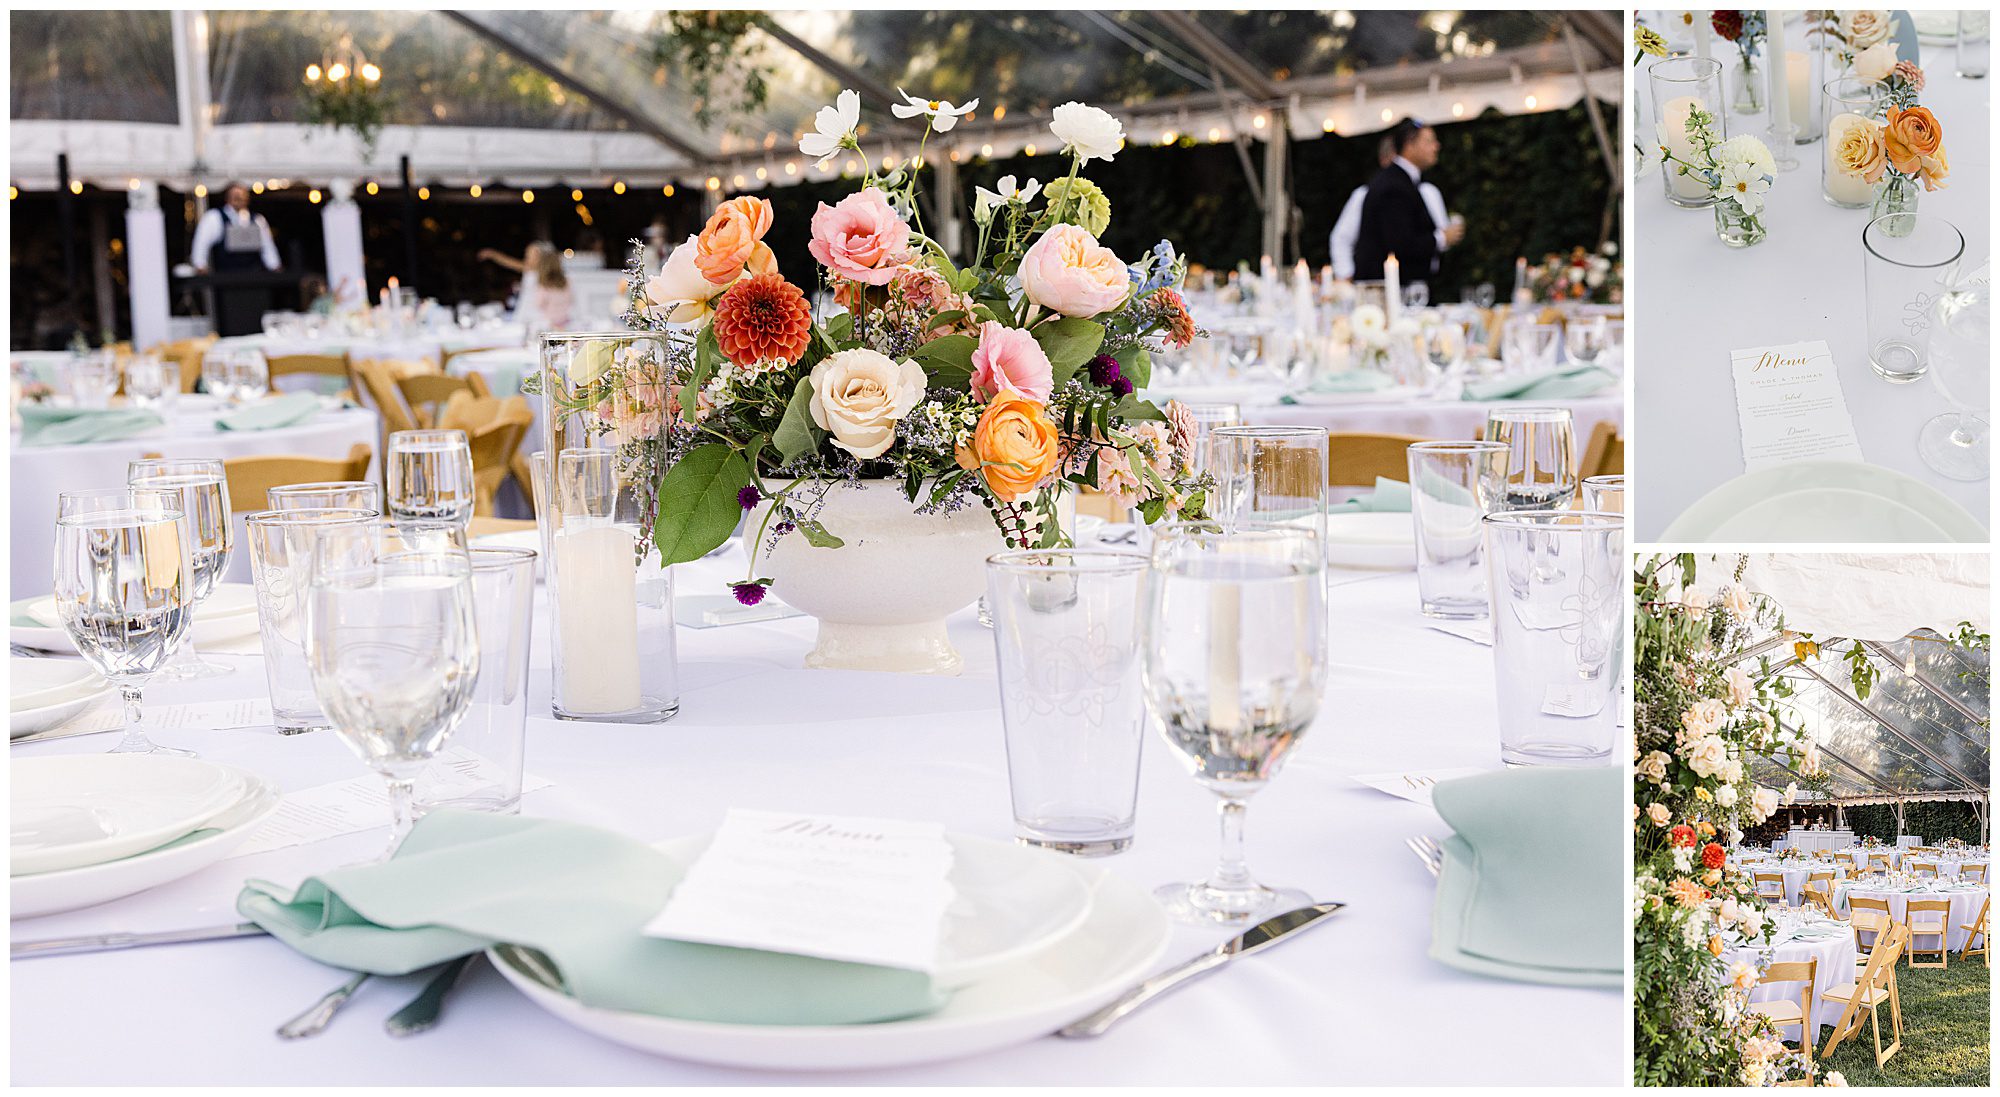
1716,162,1770,215
972,175,1041,223
800,89,861,168
1049,101,1125,162
891,88,978,132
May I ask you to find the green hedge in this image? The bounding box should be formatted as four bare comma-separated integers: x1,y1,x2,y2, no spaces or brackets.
1842,800,1986,844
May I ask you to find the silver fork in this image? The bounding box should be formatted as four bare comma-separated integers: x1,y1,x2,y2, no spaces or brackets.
1406,835,1444,878
276,972,371,1039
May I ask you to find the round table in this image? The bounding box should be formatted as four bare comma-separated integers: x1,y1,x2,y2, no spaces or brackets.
1833,882,1989,950
8,398,379,597
1632,34,1991,539
1726,920,1859,1038
7,557,1622,1085
215,325,528,369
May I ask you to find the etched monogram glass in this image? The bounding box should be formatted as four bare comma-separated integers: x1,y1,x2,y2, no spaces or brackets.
986,549,1150,855
1862,213,1966,384
1482,511,1624,767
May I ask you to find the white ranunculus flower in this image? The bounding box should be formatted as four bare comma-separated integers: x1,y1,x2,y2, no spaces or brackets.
799,89,860,168
1851,40,1899,84
1716,783,1738,807
808,349,926,460
643,236,725,326
1049,101,1125,163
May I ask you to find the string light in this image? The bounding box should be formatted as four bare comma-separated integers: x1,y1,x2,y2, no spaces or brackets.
1023,144,1037,157
992,105,1006,121
327,62,348,82
732,173,746,188
1524,94,1538,109
1379,107,1393,122
663,183,676,196
365,181,379,195
612,180,626,195
571,188,583,201
1321,118,1335,132
194,184,208,198
469,183,482,198
754,166,768,180
1252,113,1267,130
980,143,994,158
783,163,797,176
359,62,380,83
8,185,17,200
69,180,83,194
706,176,722,190
522,189,535,203
305,63,322,82
128,178,141,190
1206,127,1222,142
417,186,430,200
250,181,264,194
1452,102,1466,118
309,188,322,204
1162,130,1179,144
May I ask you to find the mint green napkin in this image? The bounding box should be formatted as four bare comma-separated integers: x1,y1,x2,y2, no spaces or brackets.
1462,365,1615,401
16,405,164,445
237,810,940,1025
1428,766,1621,987
215,392,321,432
1327,477,1411,514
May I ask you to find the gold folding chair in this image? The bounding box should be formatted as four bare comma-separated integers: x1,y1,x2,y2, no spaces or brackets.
1848,895,1893,962
1911,860,1940,879
1963,862,1987,884
1820,923,1906,1069
1868,852,1893,872
1751,957,1817,1071
439,393,534,519
1905,898,1950,968
1753,870,1788,905
1832,851,1857,873
1802,883,1841,920
1326,431,1429,488
1961,895,1989,964
222,444,373,515
1578,420,1624,478
266,352,357,402
398,371,494,429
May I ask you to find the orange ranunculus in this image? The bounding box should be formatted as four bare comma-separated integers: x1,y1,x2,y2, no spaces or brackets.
1882,107,1949,191
695,196,778,284
956,389,1060,503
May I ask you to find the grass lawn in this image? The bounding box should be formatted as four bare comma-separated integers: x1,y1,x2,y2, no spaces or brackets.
1810,953,1989,1086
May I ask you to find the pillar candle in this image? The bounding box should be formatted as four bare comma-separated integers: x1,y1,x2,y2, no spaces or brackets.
1207,582,1243,733
1383,253,1402,329
1766,11,1791,135
1660,96,1711,200
1786,53,1815,133
1694,14,1713,61
1823,114,1877,204
553,524,643,713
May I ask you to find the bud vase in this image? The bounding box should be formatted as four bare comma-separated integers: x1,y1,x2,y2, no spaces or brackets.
1732,56,1764,114
536,331,681,722
1714,202,1767,248
1870,175,1920,235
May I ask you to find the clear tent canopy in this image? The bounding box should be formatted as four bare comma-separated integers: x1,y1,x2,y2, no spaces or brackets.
10,9,1621,193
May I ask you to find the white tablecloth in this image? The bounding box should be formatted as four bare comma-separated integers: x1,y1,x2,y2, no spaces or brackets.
1632,42,1990,539
1727,927,1858,1037
216,326,527,368
1742,862,1850,907
7,556,1621,1085
1833,884,1988,950
8,400,379,597
1143,385,1622,454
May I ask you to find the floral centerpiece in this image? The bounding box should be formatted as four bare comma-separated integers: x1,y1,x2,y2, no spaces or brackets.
1827,46,1948,222
568,91,1208,673
1775,845,1805,863
1659,105,1775,248
1859,834,1884,849
1528,244,1623,305
1633,554,1829,1087
1710,11,1769,114
1810,9,1898,69
1941,836,1968,855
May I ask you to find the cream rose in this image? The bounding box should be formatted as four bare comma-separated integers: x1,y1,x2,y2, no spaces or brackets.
1724,665,1754,707
1019,223,1129,318
568,339,617,385
1682,734,1730,779
644,237,725,325
1647,803,1672,827
1751,786,1780,822
1716,784,1738,807
1638,750,1671,782
1720,582,1755,619
1840,9,1893,49
808,349,926,460
1852,40,1898,84
1681,698,1728,739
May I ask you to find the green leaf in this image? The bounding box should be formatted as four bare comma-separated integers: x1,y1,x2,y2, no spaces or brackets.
772,376,821,465
926,309,967,333
681,326,722,423
1034,318,1105,389
795,516,846,549
653,443,752,564
1113,393,1167,422
1113,344,1152,389
913,333,977,389
820,312,854,347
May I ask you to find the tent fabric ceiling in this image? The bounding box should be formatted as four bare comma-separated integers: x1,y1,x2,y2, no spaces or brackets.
1705,552,1993,638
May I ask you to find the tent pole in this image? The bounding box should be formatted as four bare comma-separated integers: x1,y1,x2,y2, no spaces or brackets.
57,153,80,326
1261,105,1290,265
400,155,418,289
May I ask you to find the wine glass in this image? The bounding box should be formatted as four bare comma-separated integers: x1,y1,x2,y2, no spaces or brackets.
1142,522,1327,925
386,429,476,525
124,354,179,416
53,489,197,755
304,519,480,855
1484,406,1578,511
1423,320,1467,384
1502,321,1562,373
127,458,233,679
200,350,237,403
1917,281,1990,481
1563,315,1608,368
229,350,270,402
1471,283,1497,310
1402,281,1430,311
1178,402,1243,478
71,351,121,410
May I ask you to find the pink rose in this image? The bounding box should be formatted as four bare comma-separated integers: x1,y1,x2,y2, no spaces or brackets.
968,321,1053,402
807,188,912,286
1018,223,1129,318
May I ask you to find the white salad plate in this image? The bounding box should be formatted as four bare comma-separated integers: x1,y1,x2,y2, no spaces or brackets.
10,658,103,712
11,770,279,919
1661,462,1986,543
11,582,263,655
654,832,1095,990
11,755,250,876
491,855,1168,1071
1323,512,1417,570
10,666,115,739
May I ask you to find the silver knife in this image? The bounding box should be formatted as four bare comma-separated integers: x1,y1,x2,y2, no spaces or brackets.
11,922,270,959
1056,901,1345,1038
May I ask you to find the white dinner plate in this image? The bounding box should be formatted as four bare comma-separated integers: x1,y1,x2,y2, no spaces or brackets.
1324,512,1416,570
10,681,114,740
11,771,279,919
12,582,263,655
491,860,1168,1071
655,833,1094,989
11,755,249,876
9,657,102,712
1660,462,1986,543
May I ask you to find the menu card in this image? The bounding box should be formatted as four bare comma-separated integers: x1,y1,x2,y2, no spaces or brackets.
1729,340,1865,470
643,809,956,973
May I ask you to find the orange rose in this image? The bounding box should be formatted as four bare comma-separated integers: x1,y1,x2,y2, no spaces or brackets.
956,390,1060,502
695,196,778,284
1707,935,1726,958
1882,107,1949,191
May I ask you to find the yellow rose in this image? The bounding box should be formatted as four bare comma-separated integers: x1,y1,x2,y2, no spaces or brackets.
956,389,1061,502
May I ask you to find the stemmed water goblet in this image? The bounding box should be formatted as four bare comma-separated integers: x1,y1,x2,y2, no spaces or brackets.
128,458,233,679
304,519,480,856
386,429,476,526
1916,281,1989,481
52,489,197,755
1563,315,1608,368
1142,522,1327,925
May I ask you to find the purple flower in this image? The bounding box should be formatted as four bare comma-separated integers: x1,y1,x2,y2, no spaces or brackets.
737,485,762,510
1111,376,1135,398
730,581,767,607
1086,353,1123,389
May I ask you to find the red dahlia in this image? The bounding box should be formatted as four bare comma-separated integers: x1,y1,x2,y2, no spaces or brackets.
1710,11,1744,42
1701,842,1727,870
712,273,812,367
1668,824,1698,849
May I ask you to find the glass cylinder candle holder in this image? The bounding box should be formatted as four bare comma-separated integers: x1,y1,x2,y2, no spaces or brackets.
1861,214,1965,385
1959,11,1991,79
1787,36,1827,143
1650,56,1726,208
1821,77,1880,209
538,331,680,723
